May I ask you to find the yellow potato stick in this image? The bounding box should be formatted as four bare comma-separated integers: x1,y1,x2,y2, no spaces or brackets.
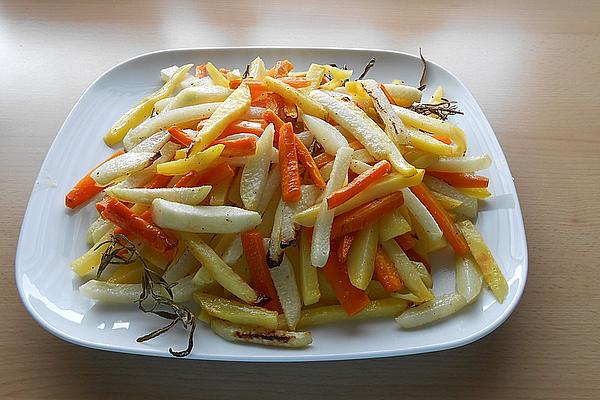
104,64,192,146
156,144,224,176
457,220,508,303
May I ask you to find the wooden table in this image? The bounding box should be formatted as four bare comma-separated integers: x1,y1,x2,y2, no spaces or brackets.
1,1,599,398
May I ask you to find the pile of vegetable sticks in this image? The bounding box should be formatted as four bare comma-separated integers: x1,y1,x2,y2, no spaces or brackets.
67,56,508,356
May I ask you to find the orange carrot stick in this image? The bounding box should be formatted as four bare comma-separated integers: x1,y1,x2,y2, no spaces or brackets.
267,60,294,78
394,233,417,251
65,150,124,209
278,122,302,202
322,243,370,316
263,109,285,131
174,162,235,188
410,183,469,256
348,140,365,150
426,171,489,188
432,135,452,145
101,197,178,261
168,126,194,147
195,64,208,78
330,192,404,239
241,230,283,312
294,136,326,189
214,136,257,157
337,234,355,263
314,152,335,169
327,160,391,209
144,174,173,189
373,246,404,292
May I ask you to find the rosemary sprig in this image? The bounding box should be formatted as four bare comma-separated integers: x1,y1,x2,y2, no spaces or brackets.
357,57,376,80
242,63,250,79
96,234,196,357
409,98,464,120
418,48,427,91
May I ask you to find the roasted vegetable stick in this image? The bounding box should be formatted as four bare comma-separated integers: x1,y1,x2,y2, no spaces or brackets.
347,223,378,290
152,199,261,234
194,293,278,329
322,248,370,316
327,160,391,209
297,227,320,306
381,239,433,302
396,293,467,328
65,150,124,209
457,220,509,302
373,246,404,292
330,192,404,239
187,235,260,304
278,122,302,202
241,230,282,312
211,319,312,348
410,183,469,256
104,64,191,146
264,76,327,119
286,298,408,329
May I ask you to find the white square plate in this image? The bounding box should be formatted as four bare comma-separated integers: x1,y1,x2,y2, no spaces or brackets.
16,47,527,362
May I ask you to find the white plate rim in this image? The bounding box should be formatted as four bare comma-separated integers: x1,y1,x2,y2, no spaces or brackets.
15,46,528,362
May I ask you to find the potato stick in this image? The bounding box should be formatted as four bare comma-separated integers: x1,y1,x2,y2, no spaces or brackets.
289,298,408,329
456,187,492,199
211,319,312,348
240,123,275,210
456,255,483,304
423,175,478,219
311,146,354,267
378,208,411,242
298,227,320,306
162,85,231,113
190,84,251,153
427,154,492,173
105,64,192,146
106,186,211,205
402,187,443,244
80,276,197,303
396,293,467,328
311,90,416,176
381,239,433,302
209,175,233,205
152,199,261,234
256,167,281,214
194,292,278,330
156,144,224,176
347,223,378,290
187,234,259,304
302,114,348,155
457,220,509,303
270,256,302,329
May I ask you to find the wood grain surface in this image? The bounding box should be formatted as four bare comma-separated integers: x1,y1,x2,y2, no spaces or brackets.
1,1,599,399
